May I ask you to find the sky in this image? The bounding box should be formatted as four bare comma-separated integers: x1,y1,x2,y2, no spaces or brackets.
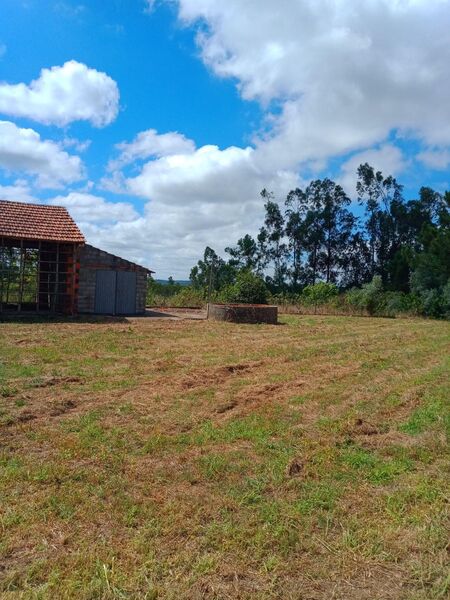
0,0,449,278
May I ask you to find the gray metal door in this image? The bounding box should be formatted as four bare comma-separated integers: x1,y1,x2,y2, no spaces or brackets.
115,271,137,314
94,271,116,314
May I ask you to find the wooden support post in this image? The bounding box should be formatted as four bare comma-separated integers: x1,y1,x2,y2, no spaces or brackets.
36,241,41,313
18,239,25,312
53,242,60,312
0,236,3,313
71,244,76,316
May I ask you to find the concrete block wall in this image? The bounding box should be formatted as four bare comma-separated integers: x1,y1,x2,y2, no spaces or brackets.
77,265,96,313
136,272,147,313
77,244,150,315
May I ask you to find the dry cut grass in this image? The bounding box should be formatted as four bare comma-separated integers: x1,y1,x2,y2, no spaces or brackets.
0,314,449,599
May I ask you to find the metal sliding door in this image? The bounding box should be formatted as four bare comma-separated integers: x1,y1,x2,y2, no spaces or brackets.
115,271,136,314
94,270,137,315
94,271,116,314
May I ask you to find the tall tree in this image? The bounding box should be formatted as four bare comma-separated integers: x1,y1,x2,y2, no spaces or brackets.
356,163,403,283
190,247,235,293
285,187,308,289
186,167,449,308
260,189,287,290
340,232,372,288
225,234,261,272
384,187,445,291
303,179,355,284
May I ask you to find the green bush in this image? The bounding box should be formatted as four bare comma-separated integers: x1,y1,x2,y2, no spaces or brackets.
301,282,339,306
147,285,205,308
268,292,301,307
442,281,450,319
345,276,385,315
384,292,423,317
219,270,268,304
170,287,205,308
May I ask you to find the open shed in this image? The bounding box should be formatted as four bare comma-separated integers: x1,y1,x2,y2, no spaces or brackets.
0,200,153,316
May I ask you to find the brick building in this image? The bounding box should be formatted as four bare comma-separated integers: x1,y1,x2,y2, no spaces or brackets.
0,200,153,316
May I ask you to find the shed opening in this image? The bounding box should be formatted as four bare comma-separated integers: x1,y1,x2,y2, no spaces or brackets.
0,239,77,314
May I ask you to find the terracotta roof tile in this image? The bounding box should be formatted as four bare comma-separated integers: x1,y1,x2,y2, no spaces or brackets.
0,200,85,243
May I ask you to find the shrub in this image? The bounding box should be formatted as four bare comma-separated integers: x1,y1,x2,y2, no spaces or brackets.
301,282,339,307
268,292,301,307
219,270,268,304
345,276,385,315
443,281,450,319
170,287,205,308
384,292,423,317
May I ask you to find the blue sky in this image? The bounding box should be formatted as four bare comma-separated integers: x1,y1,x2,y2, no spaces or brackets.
0,0,449,277
0,1,261,179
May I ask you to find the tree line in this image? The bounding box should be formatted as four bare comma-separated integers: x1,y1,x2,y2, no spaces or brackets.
187,163,449,317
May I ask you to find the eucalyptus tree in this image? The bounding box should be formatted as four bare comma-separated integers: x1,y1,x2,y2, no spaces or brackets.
356,163,403,282
340,232,372,288
225,234,261,272
284,187,308,289
190,246,235,293
259,189,287,290
303,178,355,284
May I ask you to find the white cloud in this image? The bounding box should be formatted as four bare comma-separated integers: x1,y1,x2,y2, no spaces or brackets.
78,197,270,278
417,148,450,170
0,120,85,188
48,192,139,224
338,144,408,197
109,136,300,206
100,130,302,277
62,137,92,153
127,144,258,202
0,60,119,127
108,128,195,171
0,180,36,203
173,0,450,166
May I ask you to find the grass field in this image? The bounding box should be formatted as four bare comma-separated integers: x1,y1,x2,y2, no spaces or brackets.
0,315,449,599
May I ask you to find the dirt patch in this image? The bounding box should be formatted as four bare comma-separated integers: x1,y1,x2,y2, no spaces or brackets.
357,430,428,450
49,399,77,417
239,381,283,401
216,400,238,414
218,362,261,375
180,361,264,391
233,378,306,412
286,457,304,477
31,376,84,388
16,411,37,424
350,418,380,436
14,338,39,346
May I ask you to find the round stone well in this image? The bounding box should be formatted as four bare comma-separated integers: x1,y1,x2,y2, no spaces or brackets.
207,303,278,324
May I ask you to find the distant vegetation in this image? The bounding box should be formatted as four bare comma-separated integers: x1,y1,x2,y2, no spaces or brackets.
147,278,205,308
148,163,450,318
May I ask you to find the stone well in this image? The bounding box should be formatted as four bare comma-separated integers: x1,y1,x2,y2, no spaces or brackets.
207,303,278,324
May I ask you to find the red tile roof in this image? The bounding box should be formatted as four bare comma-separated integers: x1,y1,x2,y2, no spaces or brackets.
0,200,85,243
